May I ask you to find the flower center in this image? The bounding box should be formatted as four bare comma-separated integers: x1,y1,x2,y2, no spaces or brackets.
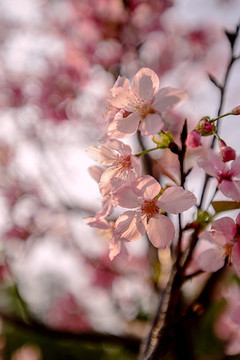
141,198,159,217
218,169,233,183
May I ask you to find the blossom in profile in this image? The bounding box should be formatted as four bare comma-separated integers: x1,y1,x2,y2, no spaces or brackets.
198,150,240,201
86,138,142,196
114,175,197,248
198,214,240,276
107,67,187,138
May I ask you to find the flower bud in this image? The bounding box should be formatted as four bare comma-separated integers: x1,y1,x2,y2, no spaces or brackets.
186,130,202,148
152,131,173,148
232,105,240,115
198,118,215,136
218,139,236,162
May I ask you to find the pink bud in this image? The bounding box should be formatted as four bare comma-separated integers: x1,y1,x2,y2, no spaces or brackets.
186,130,202,148
218,140,236,162
200,118,214,133
232,105,240,115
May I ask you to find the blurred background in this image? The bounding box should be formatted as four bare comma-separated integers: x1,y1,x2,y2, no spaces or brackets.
0,0,240,359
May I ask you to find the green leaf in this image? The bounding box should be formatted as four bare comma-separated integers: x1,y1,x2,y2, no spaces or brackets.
212,201,240,213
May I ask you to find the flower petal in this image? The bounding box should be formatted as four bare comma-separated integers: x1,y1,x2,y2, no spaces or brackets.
153,87,187,112
107,111,140,138
133,175,161,199
219,179,240,201
211,217,236,242
158,186,197,214
232,241,240,277
132,68,159,100
114,185,140,208
198,248,225,272
86,144,117,165
106,138,131,156
115,211,145,242
146,214,175,248
231,156,240,176
139,113,164,136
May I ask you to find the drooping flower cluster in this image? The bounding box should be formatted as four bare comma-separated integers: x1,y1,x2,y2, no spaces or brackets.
86,68,196,259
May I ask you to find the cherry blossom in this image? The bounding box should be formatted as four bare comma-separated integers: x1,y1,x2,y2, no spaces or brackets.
106,68,187,138
198,214,240,276
198,150,240,201
113,175,197,248
86,138,142,196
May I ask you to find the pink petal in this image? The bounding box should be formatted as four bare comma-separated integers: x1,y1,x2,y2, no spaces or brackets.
146,214,175,248
198,248,225,272
132,68,159,100
198,150,226,176
211,217,236,242
106,138,131,156
107,89,133,109
110,75,130,94
225,338,240,356
219,179,240,201
133,175,161,200
88,165,104,183
114,185,140,208
153,87,187,113
231,156,240,176
86,144,117,165
115,211,145,242
130,155,142,177
197,158,218,177
157,186,197,214
208,150,227,172
139,113,164,136
231,305,240,325
107,111,140,138
109,235,122,260
85,216,109,229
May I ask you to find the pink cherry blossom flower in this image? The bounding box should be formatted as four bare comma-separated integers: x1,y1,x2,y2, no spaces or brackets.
198,150,240,201
86,138,142,196
114,175,197,248
106,67,187,138
198,214,240,276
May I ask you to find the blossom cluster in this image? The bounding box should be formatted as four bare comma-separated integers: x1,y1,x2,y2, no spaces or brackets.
86,68,197,259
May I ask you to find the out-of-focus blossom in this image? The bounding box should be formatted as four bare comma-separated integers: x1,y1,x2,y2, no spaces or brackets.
46,293,90,332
